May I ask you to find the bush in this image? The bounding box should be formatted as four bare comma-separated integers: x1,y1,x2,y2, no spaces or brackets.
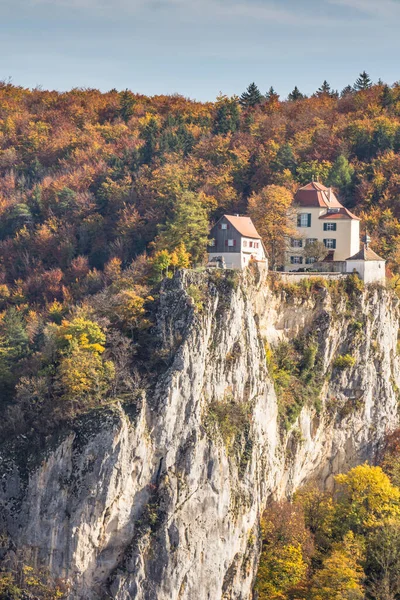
187,284,206,312
333,354,356,370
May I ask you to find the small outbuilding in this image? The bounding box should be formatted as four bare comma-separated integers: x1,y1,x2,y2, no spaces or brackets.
346,244,386,284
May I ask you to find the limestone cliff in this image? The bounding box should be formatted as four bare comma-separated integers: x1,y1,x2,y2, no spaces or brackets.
0,269,399,599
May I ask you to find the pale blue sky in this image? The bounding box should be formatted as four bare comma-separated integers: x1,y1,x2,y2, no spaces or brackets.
1,0,400,100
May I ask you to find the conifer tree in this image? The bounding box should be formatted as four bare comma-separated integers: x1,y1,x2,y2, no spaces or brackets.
354,71,372,91
118,89,135,123
318,80,331,95
341,85,354,97
288,86,305,101
140,117,159,164
239,83,263,108
316,81,339,98
265,86,279,101
381,84,394,108
213,95,240,135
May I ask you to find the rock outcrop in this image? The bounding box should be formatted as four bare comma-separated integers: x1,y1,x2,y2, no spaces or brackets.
1,269,399,599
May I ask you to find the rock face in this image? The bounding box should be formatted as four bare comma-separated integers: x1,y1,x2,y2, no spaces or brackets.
1,269,399,599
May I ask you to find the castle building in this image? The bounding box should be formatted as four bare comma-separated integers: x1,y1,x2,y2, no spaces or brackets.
287,182,360,269
207,215,267,269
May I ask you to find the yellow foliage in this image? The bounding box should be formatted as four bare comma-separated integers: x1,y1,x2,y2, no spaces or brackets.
335,463,400,531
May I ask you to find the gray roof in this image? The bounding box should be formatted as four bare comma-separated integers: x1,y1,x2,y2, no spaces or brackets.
346,244,385,262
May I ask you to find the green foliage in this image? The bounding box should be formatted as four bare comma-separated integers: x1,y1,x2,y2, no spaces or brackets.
239,82,263,108
327,155,354,200
354,70,373,91
186,284,206,312
288,86,306,101
266,336,323,430
205,395,251,456
56,316,105,350
155,191,209,264
333,354,356,370
213,95,240,135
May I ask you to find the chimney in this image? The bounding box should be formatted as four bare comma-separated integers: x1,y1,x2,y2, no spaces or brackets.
328,188,332,203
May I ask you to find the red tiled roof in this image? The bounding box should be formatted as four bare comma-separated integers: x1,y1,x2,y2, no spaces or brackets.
294,181,343,209
223,215,262,239
346,244,385,261
319,208,360,221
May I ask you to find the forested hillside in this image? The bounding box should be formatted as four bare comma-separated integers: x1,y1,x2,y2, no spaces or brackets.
1,75,400,433
2,74,400,598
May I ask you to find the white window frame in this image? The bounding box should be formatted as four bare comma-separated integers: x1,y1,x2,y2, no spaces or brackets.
324,222,337,231
290,256,303,264
227,239,234,247
221,223,227,230
299,213,311,227
324,238,336,249
291,238,303,248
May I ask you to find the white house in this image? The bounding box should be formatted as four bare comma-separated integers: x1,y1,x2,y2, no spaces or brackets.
207,214,267,269
346,244,386,284
287,182,360,270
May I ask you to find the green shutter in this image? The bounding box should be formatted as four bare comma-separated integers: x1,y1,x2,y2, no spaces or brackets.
307,214,311,227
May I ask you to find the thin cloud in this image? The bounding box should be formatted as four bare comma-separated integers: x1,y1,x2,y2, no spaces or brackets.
328,0,400,19
10,0,352,27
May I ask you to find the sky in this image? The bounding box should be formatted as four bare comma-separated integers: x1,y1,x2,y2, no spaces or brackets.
1,0,400,101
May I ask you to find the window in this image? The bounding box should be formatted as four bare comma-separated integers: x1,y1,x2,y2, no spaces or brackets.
324,223,337,231
227,239,234,247
306,238,317,245
306,257,316,264
208,238,215,247
297,213,311,227
221,223,227,230
243,240,247,248
290,256,303,264
327,208,340,214
249,241,253,248
291,238,303,248
255,242,259,249
323,239,336,249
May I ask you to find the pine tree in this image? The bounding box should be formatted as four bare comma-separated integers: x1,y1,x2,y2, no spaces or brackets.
288,86,305,101
318,80,331,95
354,71,372,91
140,117,159,164
213,95,240,135
341,85,354,97
381,84,394,109
316,81,339,98
118,89,135,123
239,83,263,108
265,86,279,102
